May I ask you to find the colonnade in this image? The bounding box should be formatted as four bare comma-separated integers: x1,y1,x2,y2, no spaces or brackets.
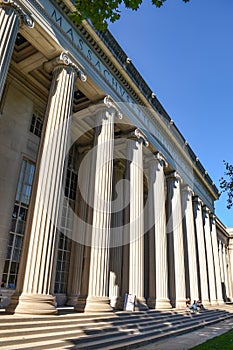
0,2,232,315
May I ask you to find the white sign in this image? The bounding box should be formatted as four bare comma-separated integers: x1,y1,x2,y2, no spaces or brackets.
124,293,135,311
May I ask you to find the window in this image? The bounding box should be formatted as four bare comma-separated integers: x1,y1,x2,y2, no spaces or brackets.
30,112,44,138
2,160,35,288
54,233,72,294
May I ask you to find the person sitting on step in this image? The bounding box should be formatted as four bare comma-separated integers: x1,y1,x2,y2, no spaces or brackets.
189,300,198,313
197,299,204,311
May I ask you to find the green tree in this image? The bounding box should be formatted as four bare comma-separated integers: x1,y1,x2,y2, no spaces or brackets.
71,0,190,31
220,161,233,209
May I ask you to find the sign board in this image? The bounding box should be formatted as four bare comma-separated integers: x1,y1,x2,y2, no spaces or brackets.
123,293,135,311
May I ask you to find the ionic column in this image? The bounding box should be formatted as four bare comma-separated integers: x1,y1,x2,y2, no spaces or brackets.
181,185,199,303
0,0,34,99
222,243,230,301
203,206,217,305
166,172,186,308
193,197,209,305
109,160,124,308
225,244,233,301
148,153,171,309
7,52,86,315
228,238,233,301
128,129,148,310
219,240,225,291
210,215,224,305
85,97,121,313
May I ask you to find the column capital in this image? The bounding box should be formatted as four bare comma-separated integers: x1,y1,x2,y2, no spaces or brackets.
103,95,123,119
44,51,87,81
166,171,181,183
202,205,211,218
192,195,204,207
154,152,168,167
181,184,194,196
127,128,149,147
228,237,233,250
0,0,34,28
210,213,217,224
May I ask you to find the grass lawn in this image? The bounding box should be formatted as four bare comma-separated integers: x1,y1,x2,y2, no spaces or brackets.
190,329,233,349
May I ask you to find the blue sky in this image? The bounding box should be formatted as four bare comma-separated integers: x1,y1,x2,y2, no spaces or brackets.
108,0,233,227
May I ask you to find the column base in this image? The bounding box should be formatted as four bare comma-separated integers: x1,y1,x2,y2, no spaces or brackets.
110,295,118,308
155,298,172,310
210,299,218,306
84,296,113,313
74,295,87,312
66,294,78,307
135,297,148,311
202,299,211,308
175,298,187,309
113,296,124,310
147,297,156,309
9,293,58,315
217,299,225,305
5,292,20,314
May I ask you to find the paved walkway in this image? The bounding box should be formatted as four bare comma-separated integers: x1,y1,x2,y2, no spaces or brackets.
137,318,233,349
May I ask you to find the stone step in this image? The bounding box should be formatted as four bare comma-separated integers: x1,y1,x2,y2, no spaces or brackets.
0,308,232,350
0,308,224,333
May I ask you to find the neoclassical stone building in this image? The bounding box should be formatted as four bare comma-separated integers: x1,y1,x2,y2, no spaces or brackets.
0,0,233,315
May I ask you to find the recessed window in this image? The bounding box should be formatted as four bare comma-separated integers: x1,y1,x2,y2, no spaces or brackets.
2,159,35,289
30,112,44,138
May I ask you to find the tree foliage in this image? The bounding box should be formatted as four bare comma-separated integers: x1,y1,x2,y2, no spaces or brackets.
220,161,233,209
71,0,190,31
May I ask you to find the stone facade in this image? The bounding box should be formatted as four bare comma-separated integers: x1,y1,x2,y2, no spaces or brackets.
0,0,232,314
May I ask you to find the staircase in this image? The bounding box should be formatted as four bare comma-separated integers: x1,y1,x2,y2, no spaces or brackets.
0,306,232,349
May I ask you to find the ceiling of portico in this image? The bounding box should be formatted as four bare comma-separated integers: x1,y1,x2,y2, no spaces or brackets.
10,33,145,152
10,33,104,112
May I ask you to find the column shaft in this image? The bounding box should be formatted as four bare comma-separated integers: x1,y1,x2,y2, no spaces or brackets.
9,62,77,314
203,207,217,305
228,238,233,301
0,2,33,100
181,186,199,302
193,197,209,305
210,216,224,304
84,107,115,313
166,172,186,308
0,5,19,99
128,136,148,310
222,244,230,301
148,155,171,309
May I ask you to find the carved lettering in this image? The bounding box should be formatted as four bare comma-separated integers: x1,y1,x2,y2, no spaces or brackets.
46,3,138,108
87,49,92,61
66,28,74,42
119,86,125,98
95,60,101,72
104,69,110,81
51,10,62,27
111,77,118,91
79,39,84,51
